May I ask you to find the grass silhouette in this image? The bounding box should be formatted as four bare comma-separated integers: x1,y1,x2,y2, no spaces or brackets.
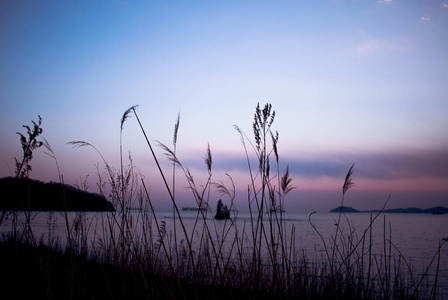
0,104,446,299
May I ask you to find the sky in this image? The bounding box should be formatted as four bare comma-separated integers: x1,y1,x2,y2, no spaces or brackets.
1,0,447,212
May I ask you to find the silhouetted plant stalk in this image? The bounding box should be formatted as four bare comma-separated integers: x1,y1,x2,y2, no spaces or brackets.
42,138,74,256
120,106,129,262
234,103,297,290
412,237,448,298
122,105,196,276
140,178,176,277
68,141,143,266
14,115,43,179
172,112,180,271
158,140,229,283
331,163,355,273
67,140,154,296
10,116,44,245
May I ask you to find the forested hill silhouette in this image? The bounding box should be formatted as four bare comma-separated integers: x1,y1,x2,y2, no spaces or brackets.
0,177,114,211
330,205,448,214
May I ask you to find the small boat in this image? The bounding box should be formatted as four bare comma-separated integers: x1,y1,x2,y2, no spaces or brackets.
182,206,207,212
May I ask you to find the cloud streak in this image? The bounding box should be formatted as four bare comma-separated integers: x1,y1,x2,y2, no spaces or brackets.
180,147,448,183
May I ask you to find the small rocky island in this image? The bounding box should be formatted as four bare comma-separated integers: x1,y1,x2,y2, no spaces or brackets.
214,199,230,220
0,177,114,212
330,205,448,214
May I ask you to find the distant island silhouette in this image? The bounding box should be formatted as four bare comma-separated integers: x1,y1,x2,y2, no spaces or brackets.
0,177,114,212
330,205,447,214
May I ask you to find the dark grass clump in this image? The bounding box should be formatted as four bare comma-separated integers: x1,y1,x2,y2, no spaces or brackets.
0,237,294,300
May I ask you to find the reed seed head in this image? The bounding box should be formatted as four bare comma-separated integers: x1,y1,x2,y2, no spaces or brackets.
281,165,295,195
342,163,355,195
204,143,212,173
121,105,139,131
271,131,279,163
67,140,93,148
173,112,180,147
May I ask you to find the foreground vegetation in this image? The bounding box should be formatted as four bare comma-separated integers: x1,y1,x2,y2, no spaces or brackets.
1,104,446,299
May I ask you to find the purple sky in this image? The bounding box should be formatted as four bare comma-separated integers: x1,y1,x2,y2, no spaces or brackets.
1,0,447,212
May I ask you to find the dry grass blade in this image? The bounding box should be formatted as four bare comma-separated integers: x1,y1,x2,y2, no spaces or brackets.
42,137,56,160
67,140,93,148
15,115,44,178
67,140,114,186
343,163,355,195
173,112,180,147
253,103,262,150
214,181,231,198
213,174,235,199
121,105,138,131
233,124,242,135
42,137,62,182
281,165,295,195
204,143,212,173
271,131,279,163
158,142,181,166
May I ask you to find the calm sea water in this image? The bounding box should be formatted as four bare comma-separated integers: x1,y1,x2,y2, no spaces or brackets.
1,210,447,294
